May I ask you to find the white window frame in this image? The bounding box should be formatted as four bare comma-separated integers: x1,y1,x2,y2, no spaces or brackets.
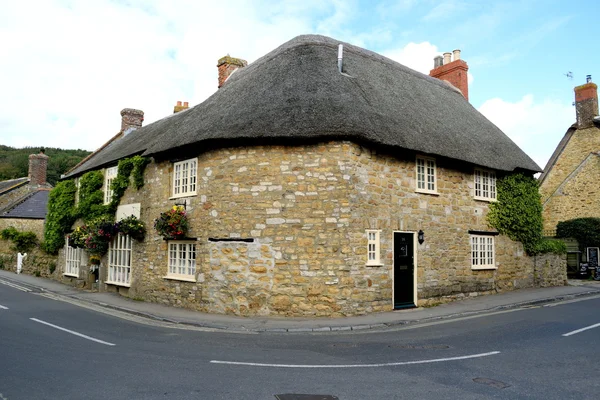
64,242,85,277
172,158,198,198
474,168,497,201
470,235,496,270
366,230,382,266
106,233,132,287
164,241,197,282
104,166,118,205
416,156,437,194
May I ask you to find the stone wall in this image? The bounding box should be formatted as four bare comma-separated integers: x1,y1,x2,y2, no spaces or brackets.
540,125,600,231
534,253,568,287
0,218,58,277
90,140,555,317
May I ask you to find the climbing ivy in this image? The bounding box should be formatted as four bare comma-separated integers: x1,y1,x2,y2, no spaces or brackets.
42,156,149,254
487,173,544,255
78,170,109,222
43,179,77,254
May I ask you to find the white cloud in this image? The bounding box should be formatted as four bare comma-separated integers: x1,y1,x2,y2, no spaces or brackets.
382,41,439,74
478,95,574,169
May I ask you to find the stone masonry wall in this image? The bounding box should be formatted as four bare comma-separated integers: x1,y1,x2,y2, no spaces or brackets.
0,218,58,277
543,154,600,231
534,253,567,287
541,125,600,231
101,140,551,317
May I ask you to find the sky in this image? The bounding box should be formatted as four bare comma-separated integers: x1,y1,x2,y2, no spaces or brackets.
1,0,599,170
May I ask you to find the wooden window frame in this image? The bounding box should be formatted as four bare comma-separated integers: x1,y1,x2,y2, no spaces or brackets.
172,158,198,198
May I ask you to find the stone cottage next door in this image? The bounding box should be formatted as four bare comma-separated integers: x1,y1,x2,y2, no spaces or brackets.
394,232,415,309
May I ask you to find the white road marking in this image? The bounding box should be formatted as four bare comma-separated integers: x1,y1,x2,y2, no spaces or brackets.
562,323,600,337
211,351,501,368
0,279,31,292
30,318,116,346
0,304,8,310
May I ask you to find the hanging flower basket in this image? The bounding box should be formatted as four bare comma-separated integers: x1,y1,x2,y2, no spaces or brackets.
79,218,115,256
154,206,189,240
115,215,146,241
68,225,90,248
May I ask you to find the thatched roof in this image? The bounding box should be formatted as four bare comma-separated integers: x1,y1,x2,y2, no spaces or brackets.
65,34,540,178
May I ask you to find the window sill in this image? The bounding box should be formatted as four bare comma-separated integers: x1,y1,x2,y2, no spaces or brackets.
471,266,498,271
474,197,497,203
63,273,78,278
105,281,131,287
169,193,197,200
366,263,384,267
163,275,197,283
415,189,439,196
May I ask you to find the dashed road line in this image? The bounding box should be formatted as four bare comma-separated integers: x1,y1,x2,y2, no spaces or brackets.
563,322,600,337
211,351,501,368
30,318,116,346
0,304,8,310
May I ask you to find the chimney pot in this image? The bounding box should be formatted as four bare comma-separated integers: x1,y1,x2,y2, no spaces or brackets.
587,75,592,83
443,52,452,65
452,49,461,61
430,49,469,101
173,101,190,114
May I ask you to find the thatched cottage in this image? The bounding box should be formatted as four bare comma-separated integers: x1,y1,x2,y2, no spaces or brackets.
59,35,558,317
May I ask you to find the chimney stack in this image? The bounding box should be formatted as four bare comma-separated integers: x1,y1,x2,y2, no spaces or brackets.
28,149,49,186
120,108,144,134
217,55,248,88
173,101,190,114
574,75,598,128
430,49,469,100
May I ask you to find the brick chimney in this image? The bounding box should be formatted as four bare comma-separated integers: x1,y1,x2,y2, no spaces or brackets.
429,49,469,100
574,75,598,128
173,101,189,114
28,149,49,186
217,55,247,88
120,108,144,134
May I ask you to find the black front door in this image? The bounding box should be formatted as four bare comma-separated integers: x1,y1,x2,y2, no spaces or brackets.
394,232,415,309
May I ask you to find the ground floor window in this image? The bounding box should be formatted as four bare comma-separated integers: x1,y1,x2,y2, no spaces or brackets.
107,233,132,286
470,234,496,270
366,230,381,265
166,241,196,281
65,243,84,277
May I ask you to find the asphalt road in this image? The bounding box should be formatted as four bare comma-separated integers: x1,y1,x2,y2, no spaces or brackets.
1,283,599,400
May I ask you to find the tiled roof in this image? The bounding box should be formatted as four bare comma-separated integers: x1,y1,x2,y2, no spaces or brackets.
1,190,50,219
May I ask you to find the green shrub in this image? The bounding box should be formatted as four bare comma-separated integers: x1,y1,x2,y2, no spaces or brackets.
0,226,19,240
48,262,56,274
556,218,600,250
531,238,567,255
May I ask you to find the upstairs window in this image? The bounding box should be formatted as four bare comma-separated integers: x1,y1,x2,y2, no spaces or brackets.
474,168,496,201
104,166,118,205
366,230,381,266
172,158,197,198
416,156,437,194
470,235,496,270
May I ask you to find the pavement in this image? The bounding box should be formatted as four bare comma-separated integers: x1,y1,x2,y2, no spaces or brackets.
2,268,600,333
